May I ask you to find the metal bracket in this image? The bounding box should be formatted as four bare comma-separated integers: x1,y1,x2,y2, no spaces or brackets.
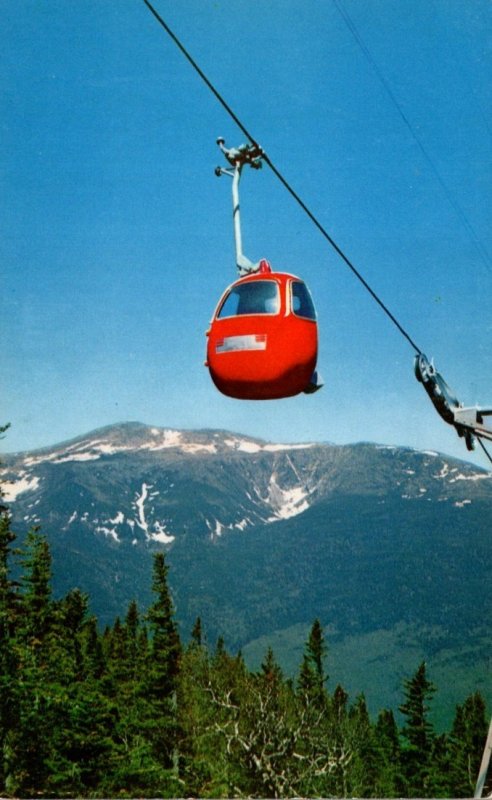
415,353,492,451
215,138,265,276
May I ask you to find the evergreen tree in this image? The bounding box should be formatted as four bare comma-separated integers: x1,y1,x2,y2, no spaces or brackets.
0,510,19,793
178,622,215,796
297,619,327,708
399,661,436,796
190,615,203,647
190,636,251,796
146,552,181,697
100,604,166,796
346,693,379,796
374,708,404,796
449,691,488,797
82,616,106,680
260,646,284,688
324,684,351,797
125,599,140,660
428,732,452,798
19,528,53,650
0,512,16,609
57,588,90,680
107,616,128,688
215,635,226,658
141,552,182,784
333,683,349,721
6,529,57,794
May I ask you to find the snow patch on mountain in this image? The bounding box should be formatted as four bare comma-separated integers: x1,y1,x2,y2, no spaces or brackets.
95,524,120,543
430,461,491,486
434,463,453,479
152,521,175,544
23,452,61,467
224,435,315,454
54,452,100,463
264,442,316,452
6,426,321,474
16,428,221,464
454,499,472,508
181,443,217,454
206,519,225,539
224,437,262,453
2,472,40,501
61,510,79,530
147,430,191,451
134,482,152,534
132,483,175,544
205,511,267,539
266,473,310,521
449,471,491,483
143,429,216,454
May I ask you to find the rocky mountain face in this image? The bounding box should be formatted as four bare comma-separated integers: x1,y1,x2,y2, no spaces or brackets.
1,422,491,722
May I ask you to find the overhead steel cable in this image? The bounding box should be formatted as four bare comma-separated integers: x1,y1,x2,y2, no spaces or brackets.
142,0,259,148
477,436,492,466
141,0,423,356
260,152,423,354
332,0,492,276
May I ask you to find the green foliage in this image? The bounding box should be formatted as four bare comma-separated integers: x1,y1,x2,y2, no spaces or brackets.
448,691,488,796
373,709,405,796
297,618,328,709
399,661,436,796
0,511,488,798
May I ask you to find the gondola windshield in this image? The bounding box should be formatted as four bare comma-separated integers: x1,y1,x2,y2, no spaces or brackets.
291,281,316,319
218,281,280,318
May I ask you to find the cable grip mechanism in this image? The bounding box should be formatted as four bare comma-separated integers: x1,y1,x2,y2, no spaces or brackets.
415,353,492,453
215,138,265,276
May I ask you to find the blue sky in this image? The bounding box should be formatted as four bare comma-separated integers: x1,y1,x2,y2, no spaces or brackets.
2,0,491,466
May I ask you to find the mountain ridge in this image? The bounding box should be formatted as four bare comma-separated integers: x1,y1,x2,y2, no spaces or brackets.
1,422,491,724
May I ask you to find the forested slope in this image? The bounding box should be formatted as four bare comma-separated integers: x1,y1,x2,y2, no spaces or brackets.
0,516,488,798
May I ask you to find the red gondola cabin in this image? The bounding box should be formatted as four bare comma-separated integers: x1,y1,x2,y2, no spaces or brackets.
206,260,319,400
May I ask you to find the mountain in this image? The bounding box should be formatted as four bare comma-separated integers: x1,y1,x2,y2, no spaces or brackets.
1,421,491,725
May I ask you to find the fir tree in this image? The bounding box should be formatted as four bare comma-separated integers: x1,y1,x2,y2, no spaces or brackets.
260,646,284,688
215,635,226,659
19,529,53,651
0,510,19,793
142,552,182,783
6,530,57,794
399,661,436,796
347,694,379,796
82,616,106,680
178,622,214,796
125,599,140,660
449,691,488,796
298,619,327,708
146,552,181,697
333,683,349,721
374,708,404,796
57,588,90,681
191,615,203,647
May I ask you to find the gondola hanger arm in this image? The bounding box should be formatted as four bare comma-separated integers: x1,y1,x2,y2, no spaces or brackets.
415,353,492,459
215,138,265,276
